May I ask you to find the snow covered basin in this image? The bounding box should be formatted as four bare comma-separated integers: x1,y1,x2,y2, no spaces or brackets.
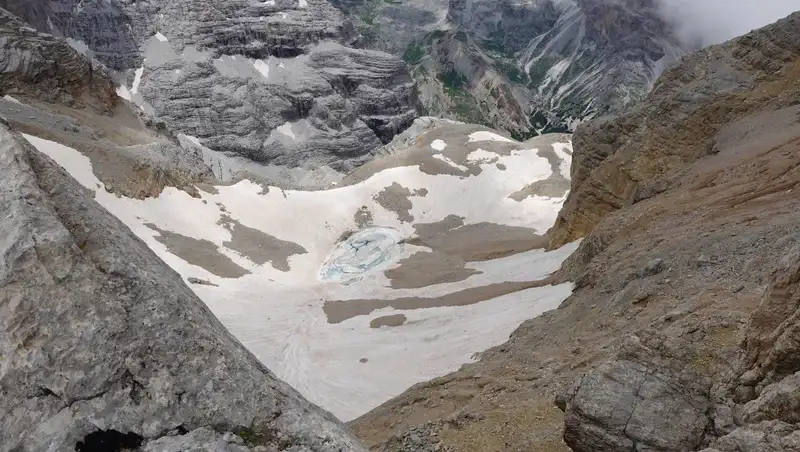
23,124,578,421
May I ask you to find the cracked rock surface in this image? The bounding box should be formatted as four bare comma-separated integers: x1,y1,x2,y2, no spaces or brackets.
561,335,712,451
0,122,366,451
0,7,117,111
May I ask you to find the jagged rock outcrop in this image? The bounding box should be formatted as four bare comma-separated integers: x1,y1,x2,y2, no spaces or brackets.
0,6,216,199
701,421,800,452
0,0,54,33
0,121,367,450
0,7,116,111
349,11,800,452
374,116,462,156
548,11,800,249
552,11,800,452
739,244,800,395
559,238,800,452
5,0,420,172
136,40,417,171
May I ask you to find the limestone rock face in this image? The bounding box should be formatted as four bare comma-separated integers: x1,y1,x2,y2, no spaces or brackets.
138,40,418,171
548,11,800,249
4,0,420,172
0,0,54,34
739,244,800,394
562,336,711,452
695,246,800,452
549,12,800,452
0,122,367,451
0,7,117,111
700,421,800,452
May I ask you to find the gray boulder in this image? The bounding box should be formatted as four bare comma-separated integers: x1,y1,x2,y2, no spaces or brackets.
700,421,800,452
0,122,366,451
742,372,800,425
560,334,712,451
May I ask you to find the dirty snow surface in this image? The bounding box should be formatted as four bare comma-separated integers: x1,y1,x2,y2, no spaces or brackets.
23,124,577,421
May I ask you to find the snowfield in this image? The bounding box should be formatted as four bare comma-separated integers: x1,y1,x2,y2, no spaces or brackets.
23,125,578,421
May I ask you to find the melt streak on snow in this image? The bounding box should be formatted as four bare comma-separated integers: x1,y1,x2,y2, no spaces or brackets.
23,130,578,421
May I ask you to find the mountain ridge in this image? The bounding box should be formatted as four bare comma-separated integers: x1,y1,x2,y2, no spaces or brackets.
1,2,800,452
336,0,690,138
349,10,800,451
1,0,421,186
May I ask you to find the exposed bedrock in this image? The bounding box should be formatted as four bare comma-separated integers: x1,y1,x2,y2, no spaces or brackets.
0,121,368,451
549,11,800,249
2,0,421,171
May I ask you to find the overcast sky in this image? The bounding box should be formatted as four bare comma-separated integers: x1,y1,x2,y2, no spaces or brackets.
656,0,800,46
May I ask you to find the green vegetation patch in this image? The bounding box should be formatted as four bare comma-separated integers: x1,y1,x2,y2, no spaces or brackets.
424,29,446,44
483,29,515,57
437,68,468,91
450,90,488,125
403,40,425,64
527,56,560,88
495,60,525,84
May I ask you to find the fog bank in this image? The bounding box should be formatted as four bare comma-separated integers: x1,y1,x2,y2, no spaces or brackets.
656,0,799,47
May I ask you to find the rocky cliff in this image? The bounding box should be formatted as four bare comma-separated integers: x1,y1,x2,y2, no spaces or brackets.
350,11,800,452
337,0,688,139
1,0,420,174
0,6,218,199
0,8,117,111
0,6,371,449
0,120,367,451
548,8,800,250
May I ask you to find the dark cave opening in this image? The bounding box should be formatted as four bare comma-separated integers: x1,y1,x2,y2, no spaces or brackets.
75,429,143,452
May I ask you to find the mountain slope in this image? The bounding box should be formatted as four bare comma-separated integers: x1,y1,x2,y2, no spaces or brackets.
338,0,689,138
0,122,371,452
0,0,583,433
349,11,800,452
1,0,421,183
0,8,379,451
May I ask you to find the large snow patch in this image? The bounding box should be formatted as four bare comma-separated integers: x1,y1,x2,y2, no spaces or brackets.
23,128,578,421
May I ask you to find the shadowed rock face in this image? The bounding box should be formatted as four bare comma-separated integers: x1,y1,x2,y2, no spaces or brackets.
0,0,54,34
0,123,367,451
0,8,117,111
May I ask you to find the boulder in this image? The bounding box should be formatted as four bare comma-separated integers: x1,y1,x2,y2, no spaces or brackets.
560,334,711,451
